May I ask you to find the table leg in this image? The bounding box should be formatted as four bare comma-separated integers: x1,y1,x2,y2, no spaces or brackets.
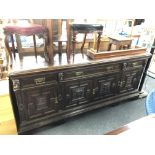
108,43,112,51
33,35,37,61
96,32,101,52
128,41,132,49
81,33,87,55
116,43,121,50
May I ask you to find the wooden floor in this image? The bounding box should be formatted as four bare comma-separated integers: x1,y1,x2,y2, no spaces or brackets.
0,93,17,135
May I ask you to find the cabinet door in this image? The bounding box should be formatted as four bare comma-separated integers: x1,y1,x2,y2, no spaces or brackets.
119,68,144,93
21,84,59,120
64,79,93,108
93,74,120,100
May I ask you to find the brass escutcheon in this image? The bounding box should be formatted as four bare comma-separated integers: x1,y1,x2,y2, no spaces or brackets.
34,77,45,85
75,71,84,76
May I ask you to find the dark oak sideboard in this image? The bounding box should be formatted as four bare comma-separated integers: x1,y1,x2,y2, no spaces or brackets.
9,53,151,134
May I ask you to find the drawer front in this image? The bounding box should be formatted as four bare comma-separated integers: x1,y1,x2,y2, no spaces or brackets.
19,73,58,88
58,64,120,81
120,59,146,71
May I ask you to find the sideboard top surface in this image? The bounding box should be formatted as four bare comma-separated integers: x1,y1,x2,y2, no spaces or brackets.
9,53,151,78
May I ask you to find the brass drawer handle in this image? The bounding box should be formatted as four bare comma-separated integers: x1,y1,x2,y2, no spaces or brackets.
34,77,45,85
75,71,84,76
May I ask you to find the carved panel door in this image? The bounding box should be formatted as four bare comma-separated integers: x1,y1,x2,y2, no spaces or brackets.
119,69,144,93
118,60,146,93
64,79,93,109
21,84,59,120
93,74,120,100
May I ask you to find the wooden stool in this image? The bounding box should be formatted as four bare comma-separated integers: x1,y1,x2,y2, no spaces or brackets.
108,36,133,51
3,24,49,66
70,24,103,58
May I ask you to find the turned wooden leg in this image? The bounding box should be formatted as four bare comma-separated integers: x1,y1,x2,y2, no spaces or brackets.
33,35,37,61
10,34,16,59
108,43,112,51
128,42,132,49
81,33,87,55
4,35,13,67
58,41,62,55
72,32,77,62
116,43,121,50
72,32,76,56
43,35,49,62
96,32,101,52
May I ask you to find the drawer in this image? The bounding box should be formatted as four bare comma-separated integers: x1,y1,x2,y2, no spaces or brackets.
120,60,146,71
58,64,120,81
19,73,58,88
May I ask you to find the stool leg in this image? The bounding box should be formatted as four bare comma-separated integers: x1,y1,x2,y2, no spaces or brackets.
72,32,76,56
4,35,13,67
58,41,62,56
10,34,16,60
72,32,77,62
33,35,37,61
43,35,49,62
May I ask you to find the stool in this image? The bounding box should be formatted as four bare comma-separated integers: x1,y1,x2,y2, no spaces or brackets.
69,24,103,58
3,24,49,66
108,36,133,51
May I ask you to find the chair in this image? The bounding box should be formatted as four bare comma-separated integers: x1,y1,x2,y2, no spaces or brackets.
70,24,103,58
145,89,155,115
3,23,49,66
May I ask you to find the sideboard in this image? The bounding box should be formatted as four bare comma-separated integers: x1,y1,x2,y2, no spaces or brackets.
9,53,151,134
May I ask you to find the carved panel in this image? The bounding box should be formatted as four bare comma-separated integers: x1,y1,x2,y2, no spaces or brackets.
94,74,119,100
64,79,92,108
119,69,143,93
21,84,58,120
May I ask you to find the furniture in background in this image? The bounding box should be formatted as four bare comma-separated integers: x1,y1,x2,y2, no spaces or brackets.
69,24,103,58
108,36,133,51
9,52,150,134
29,19,71,63
3,23,49,66
105,114,155,135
